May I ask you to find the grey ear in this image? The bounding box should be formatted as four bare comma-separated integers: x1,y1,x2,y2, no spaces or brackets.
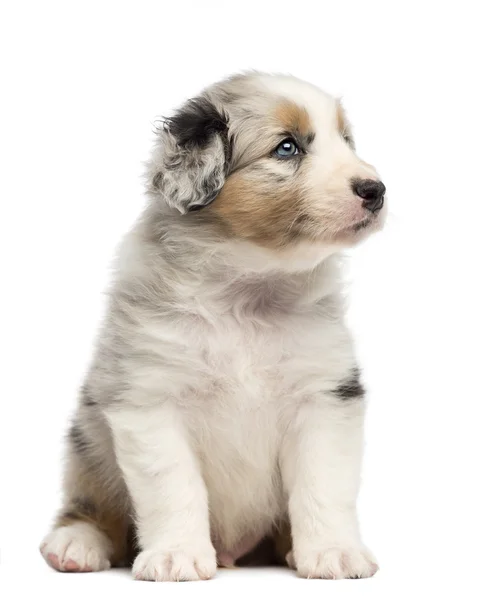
148,97,230,214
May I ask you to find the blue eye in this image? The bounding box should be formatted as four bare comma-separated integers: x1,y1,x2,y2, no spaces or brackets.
275,138,300,158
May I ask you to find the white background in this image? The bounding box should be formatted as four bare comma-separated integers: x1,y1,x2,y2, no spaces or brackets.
1,1,494,598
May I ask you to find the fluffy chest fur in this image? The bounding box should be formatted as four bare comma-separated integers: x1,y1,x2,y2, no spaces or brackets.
125,272,355,407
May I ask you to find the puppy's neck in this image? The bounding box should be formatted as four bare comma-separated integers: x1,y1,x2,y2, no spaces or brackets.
135,206,344,315
219,238,341,276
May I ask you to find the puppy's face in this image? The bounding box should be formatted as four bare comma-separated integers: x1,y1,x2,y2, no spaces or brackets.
151,73,386,253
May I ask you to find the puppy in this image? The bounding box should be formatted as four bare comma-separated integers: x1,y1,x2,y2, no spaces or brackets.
40,72,386,581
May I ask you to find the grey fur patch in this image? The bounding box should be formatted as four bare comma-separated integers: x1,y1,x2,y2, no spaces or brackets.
60,497,97,522
69,423,91,455
148,127,227,214
333,369,365,400
74,497,98,517
151,171,164,190
81,386,97,407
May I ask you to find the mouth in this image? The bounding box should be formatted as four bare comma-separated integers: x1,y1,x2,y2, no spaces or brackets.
332,215,377,243
350,216,373,232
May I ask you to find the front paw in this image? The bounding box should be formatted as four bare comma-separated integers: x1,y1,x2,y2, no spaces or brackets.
133,546,217,581
295,544,378,579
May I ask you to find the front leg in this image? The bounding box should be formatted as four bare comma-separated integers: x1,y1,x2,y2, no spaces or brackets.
105,402,216,581
280,380,378,579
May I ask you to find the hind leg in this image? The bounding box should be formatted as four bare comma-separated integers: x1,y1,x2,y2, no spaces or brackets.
41,421,133,572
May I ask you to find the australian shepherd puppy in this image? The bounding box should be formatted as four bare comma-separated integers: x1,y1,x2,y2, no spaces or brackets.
40,72,386,581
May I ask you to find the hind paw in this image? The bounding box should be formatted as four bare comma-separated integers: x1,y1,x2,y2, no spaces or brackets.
40,522,112,572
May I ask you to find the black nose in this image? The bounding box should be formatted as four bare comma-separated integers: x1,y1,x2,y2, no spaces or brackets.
352,179,386,213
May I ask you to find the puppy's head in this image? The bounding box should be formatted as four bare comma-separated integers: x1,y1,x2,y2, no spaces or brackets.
149,72,386,254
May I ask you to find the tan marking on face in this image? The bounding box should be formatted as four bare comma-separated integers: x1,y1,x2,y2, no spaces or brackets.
273,100,311,137
209,165,308,249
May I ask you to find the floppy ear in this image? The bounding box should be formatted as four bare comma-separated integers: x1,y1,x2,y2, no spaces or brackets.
148,97,230,214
